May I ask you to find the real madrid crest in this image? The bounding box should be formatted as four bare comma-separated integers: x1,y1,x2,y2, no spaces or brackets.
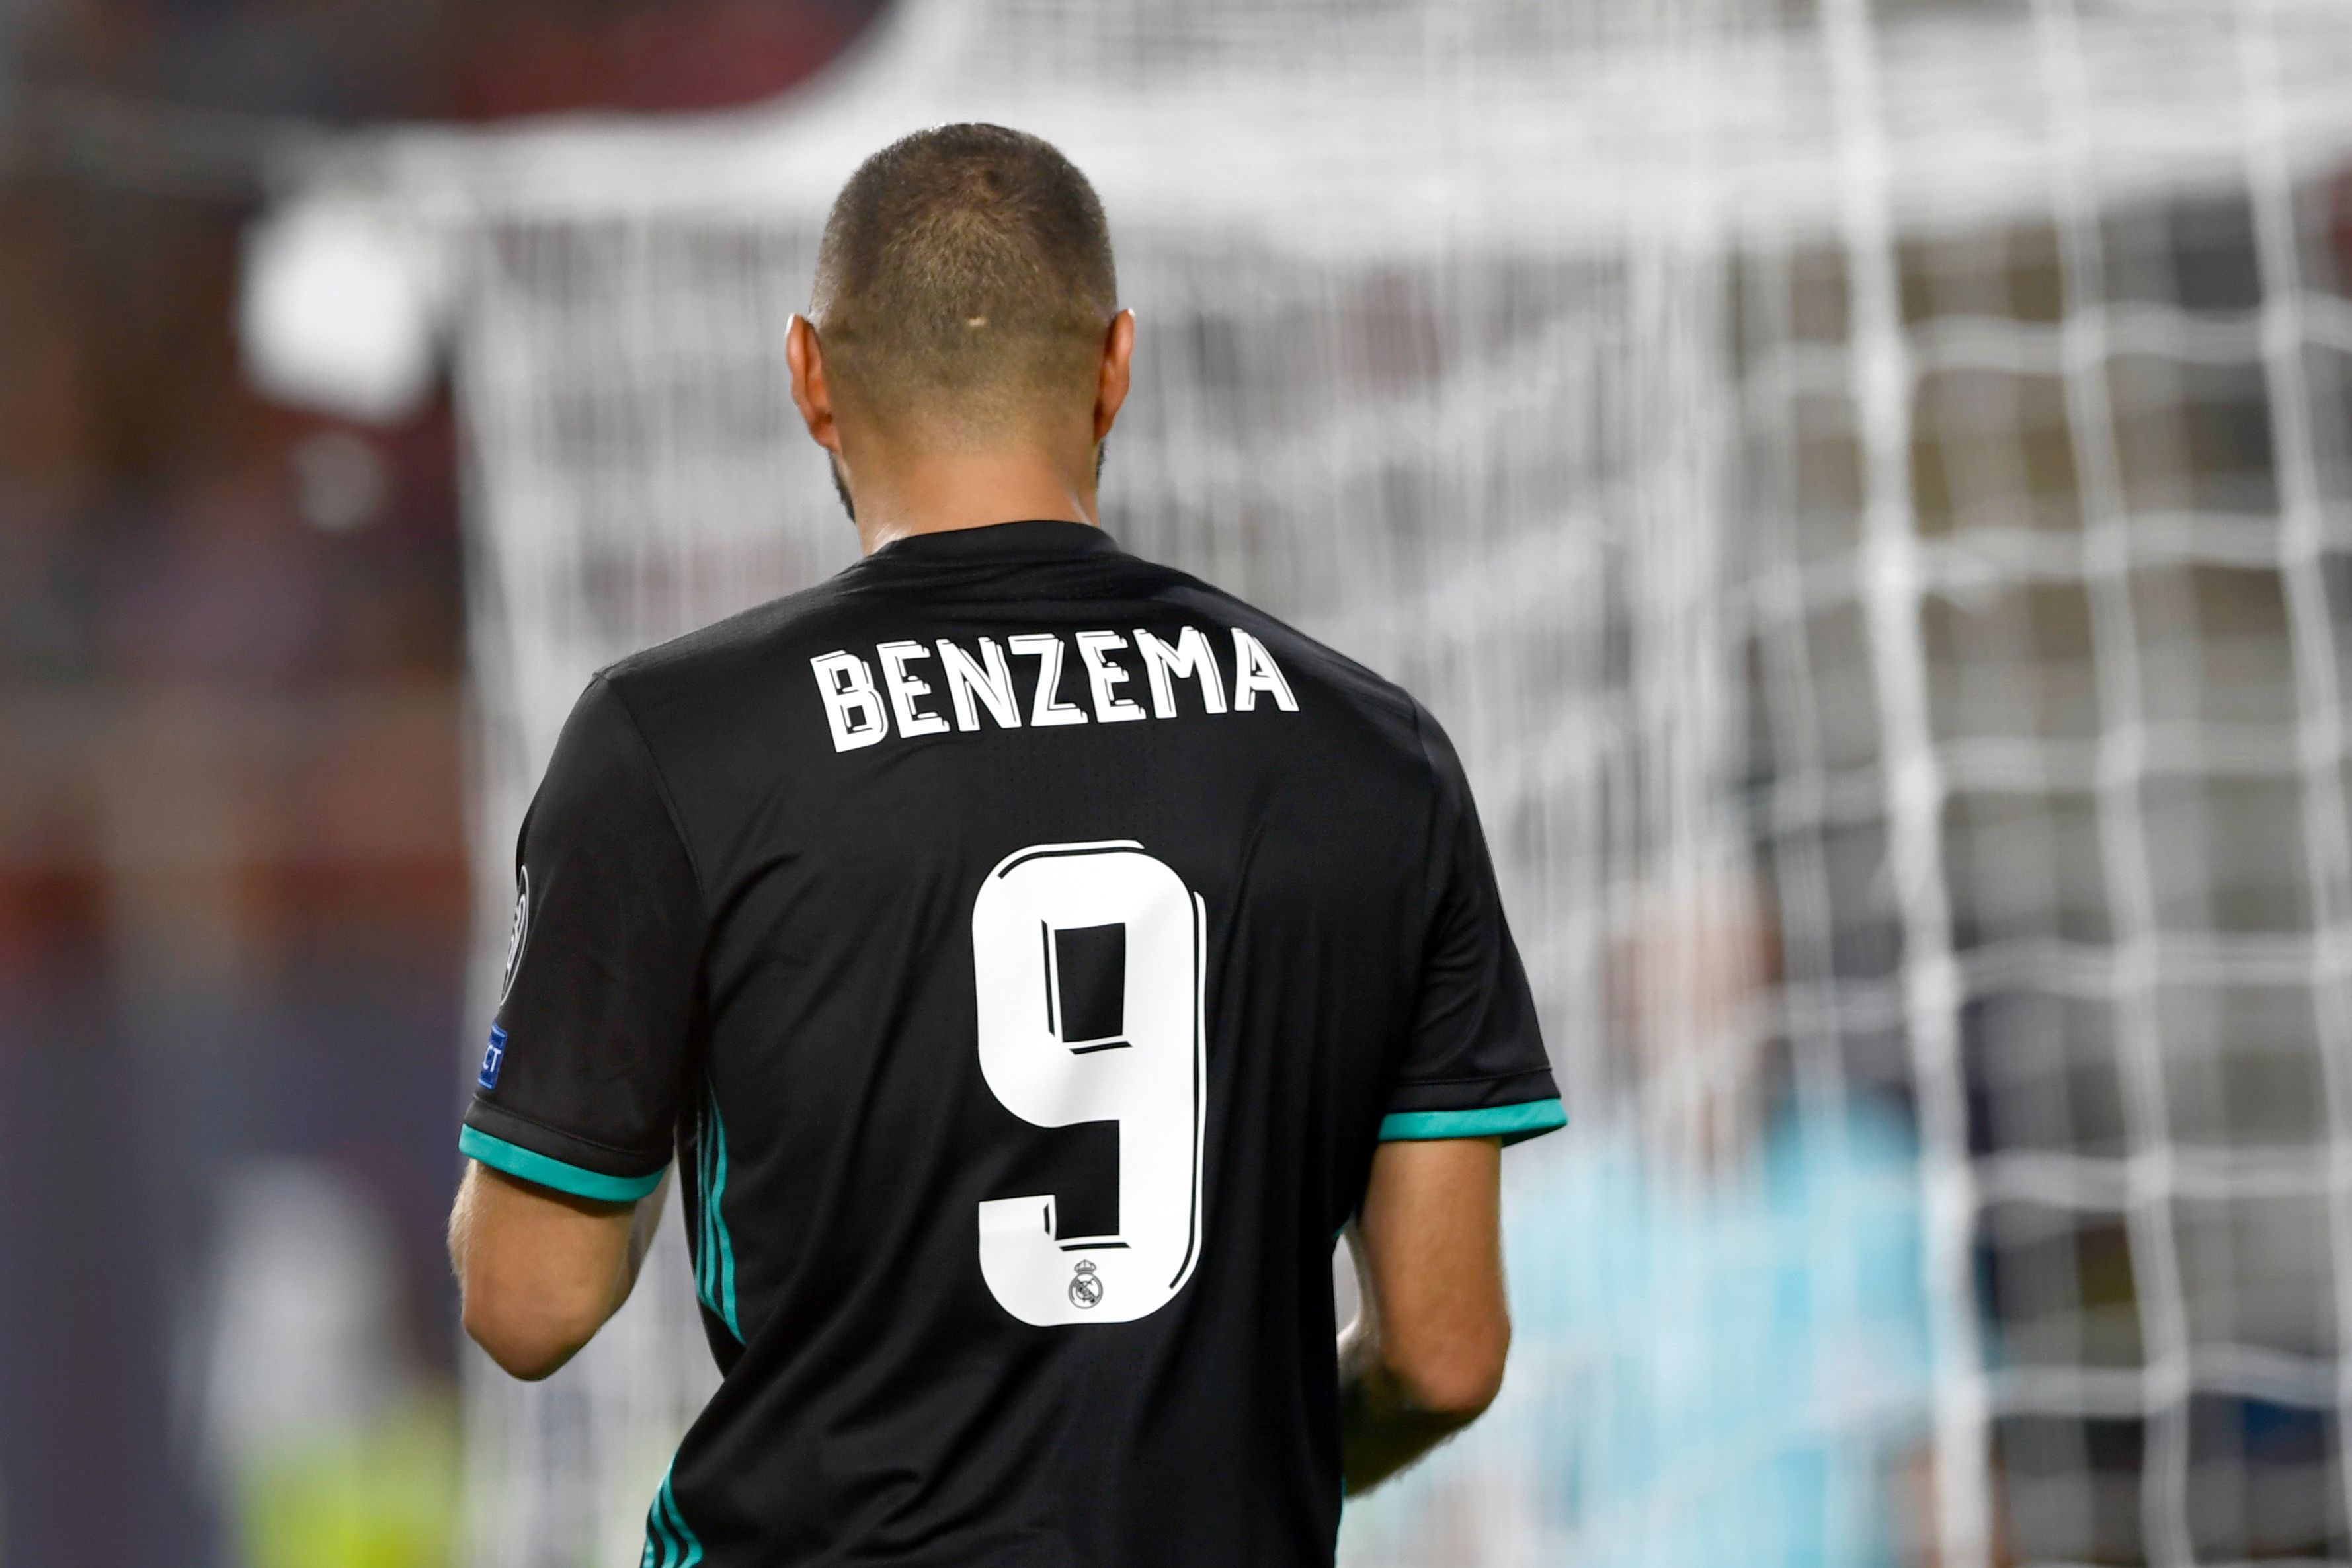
1068,1257,1104,1310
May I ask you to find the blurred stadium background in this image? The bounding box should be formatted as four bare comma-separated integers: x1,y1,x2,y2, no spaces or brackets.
9,1,2352,1565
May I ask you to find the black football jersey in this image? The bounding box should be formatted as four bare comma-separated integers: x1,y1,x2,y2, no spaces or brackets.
460,520,1561,1567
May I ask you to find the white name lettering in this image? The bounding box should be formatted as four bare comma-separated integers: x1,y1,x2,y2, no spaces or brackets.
1009,634,1089,727
938,637,1020,731
1135,627,1227,718
813,650,889,750
1075,631,1147,723
1231,629,1299,712
878,640,951,738
811,627,1296,753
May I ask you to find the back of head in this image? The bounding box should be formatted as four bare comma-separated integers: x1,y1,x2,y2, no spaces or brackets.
810,124,1117,442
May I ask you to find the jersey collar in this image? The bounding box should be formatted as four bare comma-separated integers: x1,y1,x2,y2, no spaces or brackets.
863,519,1121,565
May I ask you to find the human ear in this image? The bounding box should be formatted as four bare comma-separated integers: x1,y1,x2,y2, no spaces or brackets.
786,315,843,453
1094,309,1135,442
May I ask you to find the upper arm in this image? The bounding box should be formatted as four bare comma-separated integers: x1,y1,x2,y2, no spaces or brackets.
452,674,704,1374
1381,706,1563,1144
1344,708,1555,1414
1350,1136,1508,1415
462,674,704,1202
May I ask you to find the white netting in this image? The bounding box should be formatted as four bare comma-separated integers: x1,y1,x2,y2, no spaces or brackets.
247,1,2352,1563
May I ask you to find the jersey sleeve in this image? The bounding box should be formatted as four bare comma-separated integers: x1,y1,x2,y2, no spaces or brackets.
459,674,705,1202
1382,706,1564,1146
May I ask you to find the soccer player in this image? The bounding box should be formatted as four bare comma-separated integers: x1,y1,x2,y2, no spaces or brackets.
446,123,1562,1566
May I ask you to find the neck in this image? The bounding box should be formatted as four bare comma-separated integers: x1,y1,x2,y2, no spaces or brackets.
846,436,1100,557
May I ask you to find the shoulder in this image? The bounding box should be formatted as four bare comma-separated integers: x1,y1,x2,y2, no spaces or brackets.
601,577,870,692
557,578,889,791
587,573,907,736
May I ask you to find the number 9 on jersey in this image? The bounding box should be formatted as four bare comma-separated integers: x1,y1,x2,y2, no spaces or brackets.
973,842,1207,1326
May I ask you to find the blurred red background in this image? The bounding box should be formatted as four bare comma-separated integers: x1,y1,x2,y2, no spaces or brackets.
0,3,884,1561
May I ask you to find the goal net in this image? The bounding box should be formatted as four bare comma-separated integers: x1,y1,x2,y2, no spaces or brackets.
242,1,2352,1563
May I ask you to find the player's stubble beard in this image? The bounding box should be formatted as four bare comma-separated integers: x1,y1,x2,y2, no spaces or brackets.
826,442,1109,527
829,451,855,524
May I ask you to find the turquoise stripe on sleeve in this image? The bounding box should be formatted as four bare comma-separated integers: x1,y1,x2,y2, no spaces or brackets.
708,1087,739,1339
642,1468,700,1568
459,1126,665,1202
667,1477,703,1567
1377,1097,1566,1145
693,1080,741,1340
641,1498,671,1568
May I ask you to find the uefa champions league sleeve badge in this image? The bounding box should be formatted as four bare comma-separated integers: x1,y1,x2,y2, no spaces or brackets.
499,867,532,1004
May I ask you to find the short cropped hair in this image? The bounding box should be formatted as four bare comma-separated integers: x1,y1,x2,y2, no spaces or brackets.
809,124,1117,435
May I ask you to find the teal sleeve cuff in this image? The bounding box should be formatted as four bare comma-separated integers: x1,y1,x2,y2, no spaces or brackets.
459,1125,667,1203
1377,1097,1566,1146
